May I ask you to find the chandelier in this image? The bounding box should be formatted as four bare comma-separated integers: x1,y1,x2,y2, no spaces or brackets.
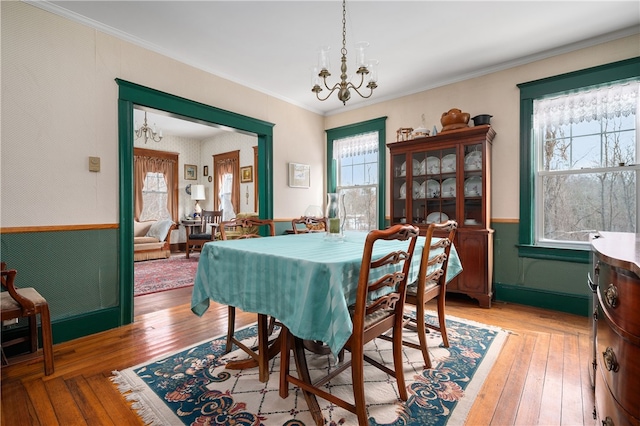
135,111,163,143
312,0,378,105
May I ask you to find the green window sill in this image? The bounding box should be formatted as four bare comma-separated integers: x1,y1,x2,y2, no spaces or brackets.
516,244,590,263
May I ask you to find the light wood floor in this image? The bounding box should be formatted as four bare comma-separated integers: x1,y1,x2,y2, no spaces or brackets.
1,289,594,425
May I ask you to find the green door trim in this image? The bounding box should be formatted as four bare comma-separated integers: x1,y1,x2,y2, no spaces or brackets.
116,79,274,324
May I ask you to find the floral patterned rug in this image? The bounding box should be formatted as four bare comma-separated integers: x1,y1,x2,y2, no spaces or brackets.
112,312,508,425
134,254,199,296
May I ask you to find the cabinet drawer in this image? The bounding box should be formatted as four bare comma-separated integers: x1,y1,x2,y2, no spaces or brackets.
596,308,640,419
595,369,639,426
597,262,640,337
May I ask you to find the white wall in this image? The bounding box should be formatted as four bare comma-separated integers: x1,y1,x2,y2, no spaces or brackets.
1,2,638,229
1,2,325,228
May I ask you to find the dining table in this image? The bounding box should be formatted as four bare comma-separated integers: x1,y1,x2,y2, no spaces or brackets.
191,230,462,382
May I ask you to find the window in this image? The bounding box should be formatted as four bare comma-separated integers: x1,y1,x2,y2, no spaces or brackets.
133,147,178,222
326,117,387,231
335,133,379,231
139,172,172,221
518,57,639,261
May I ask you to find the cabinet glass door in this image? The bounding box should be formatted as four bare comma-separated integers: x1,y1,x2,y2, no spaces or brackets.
391,153,407,224
462,143,483,226
420,147,456,225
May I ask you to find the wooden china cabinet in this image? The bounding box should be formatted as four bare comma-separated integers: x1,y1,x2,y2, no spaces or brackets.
388,125,496,307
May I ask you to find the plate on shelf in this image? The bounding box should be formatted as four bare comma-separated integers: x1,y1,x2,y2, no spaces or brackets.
426,156,440,174
441,178,456,197
464,151,482,171
412,180,422,199
425,179,440,198
399,182,406,199
400,161,406,177
426,212,449,224
464,219,479,225
441,154,456,173
412,159,422,175
464,176,482,196
419,159,427,175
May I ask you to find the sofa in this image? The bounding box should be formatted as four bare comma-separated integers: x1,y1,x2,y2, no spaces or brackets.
134,219,176,262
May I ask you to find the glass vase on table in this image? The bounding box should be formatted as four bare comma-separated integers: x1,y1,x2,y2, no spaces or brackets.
325,192,345,241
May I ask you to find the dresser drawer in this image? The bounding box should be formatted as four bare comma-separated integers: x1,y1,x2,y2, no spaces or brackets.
596,305,640,419
597,261,640,337
595,369,639,426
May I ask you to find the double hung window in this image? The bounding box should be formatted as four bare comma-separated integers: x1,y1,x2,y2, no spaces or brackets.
518,58,639,260
533,81,638,247
334,132,379,231
326,117,387,231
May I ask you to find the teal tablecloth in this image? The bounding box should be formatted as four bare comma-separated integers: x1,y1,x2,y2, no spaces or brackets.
191,231,462,356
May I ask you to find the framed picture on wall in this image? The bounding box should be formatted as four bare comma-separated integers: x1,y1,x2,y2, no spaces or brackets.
184,164,197,180
241,166,253,183
288,163,310,188
203,165,209,176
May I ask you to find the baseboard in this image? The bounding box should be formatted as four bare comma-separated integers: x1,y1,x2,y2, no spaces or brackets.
495,283,590,317
52,308,121,343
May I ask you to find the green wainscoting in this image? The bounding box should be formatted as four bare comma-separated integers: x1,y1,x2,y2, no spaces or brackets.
0,221,592,348
0,228,120,344
492,221,591,316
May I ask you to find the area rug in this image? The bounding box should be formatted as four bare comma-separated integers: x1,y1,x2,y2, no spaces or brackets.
134,254,199,296
112,312,508,425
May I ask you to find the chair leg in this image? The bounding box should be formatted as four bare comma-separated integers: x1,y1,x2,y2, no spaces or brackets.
225,306,236,353
392,326,408,401
437,295,449,348
28,315,38,353
40,306,54,376
350,344,368,425
279,326,290,399
415,301,432,369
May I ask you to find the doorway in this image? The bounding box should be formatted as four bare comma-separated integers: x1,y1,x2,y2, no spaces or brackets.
118,79,275,325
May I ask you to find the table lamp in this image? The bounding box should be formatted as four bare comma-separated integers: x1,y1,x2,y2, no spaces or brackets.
191,184,206,217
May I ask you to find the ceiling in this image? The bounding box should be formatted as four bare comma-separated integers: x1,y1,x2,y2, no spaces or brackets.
33,1,639,125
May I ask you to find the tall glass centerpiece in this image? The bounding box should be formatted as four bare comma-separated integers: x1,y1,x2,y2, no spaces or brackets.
325,192,345,240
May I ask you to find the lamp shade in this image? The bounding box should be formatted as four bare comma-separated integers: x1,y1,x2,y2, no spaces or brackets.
191,184,206,201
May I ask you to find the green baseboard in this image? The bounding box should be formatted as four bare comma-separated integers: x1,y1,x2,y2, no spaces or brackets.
51,308,121,344
495,282,590,317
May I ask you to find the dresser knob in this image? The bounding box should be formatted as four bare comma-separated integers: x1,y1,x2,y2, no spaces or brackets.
602,347,619,372
605,284,618,308
602,416,614,426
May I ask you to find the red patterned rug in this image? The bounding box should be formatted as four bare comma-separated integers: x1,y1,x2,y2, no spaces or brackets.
134,254,199,296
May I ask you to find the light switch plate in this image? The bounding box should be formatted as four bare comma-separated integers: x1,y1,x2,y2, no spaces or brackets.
89,156,100,172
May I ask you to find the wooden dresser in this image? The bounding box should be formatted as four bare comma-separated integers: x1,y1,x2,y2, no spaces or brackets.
591,232,639,425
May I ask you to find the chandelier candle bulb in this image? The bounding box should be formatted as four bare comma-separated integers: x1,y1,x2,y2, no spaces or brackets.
355,41,369,68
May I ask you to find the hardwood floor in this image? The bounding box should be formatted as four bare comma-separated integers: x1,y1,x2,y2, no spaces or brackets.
1,290,594,425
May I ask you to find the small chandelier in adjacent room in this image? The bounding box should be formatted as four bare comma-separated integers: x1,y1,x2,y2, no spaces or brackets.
311,0,378,105
135,111,163,143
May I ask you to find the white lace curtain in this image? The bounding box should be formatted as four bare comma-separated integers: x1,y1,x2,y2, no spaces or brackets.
332,131,378,160
534,80,639,128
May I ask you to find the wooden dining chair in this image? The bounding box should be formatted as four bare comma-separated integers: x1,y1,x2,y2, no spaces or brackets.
291,216,328,234
280,224,420,426
220,217,276,362
185,210,222,258
0,262,54,375
400,220,457,369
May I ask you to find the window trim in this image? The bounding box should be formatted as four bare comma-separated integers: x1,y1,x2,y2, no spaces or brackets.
326,117,387,230
517,57,639,263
